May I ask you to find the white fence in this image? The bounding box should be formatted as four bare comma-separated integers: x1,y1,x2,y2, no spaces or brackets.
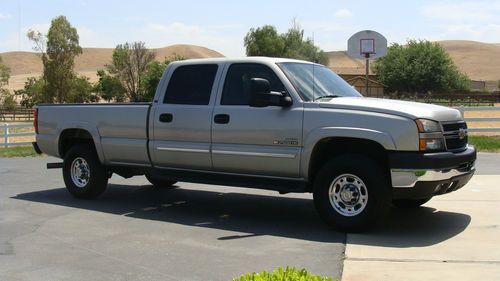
1,106,500,148
457,106,500,133
1,123,34,148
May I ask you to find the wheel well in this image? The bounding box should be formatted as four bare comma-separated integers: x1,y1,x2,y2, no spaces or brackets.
59,129,95,158
308,137,389,187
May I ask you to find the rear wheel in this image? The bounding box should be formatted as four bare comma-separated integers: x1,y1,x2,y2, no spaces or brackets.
393,197,432,208
63,144,108,199
145,174,177,188
313,154,391,232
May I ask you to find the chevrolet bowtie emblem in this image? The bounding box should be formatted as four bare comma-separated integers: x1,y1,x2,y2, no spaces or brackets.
458,128,467,140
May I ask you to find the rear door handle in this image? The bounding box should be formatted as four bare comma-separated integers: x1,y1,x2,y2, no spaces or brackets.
159,113,173,123
214,114,230,124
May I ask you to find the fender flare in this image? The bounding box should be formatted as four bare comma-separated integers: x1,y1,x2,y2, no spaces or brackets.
55,122,105,164
301,127,396,179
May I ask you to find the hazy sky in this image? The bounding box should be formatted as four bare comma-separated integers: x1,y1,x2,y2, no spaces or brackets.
1,0,499,56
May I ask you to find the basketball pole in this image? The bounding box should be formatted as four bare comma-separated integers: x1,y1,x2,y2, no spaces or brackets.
365,53,370,96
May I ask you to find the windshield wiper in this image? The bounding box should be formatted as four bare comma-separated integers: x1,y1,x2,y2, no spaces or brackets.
315,95,340,101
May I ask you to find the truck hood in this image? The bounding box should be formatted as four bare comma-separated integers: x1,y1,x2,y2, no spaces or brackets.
318,97,462,122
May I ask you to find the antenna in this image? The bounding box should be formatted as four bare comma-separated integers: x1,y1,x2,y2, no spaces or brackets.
312,32,315,102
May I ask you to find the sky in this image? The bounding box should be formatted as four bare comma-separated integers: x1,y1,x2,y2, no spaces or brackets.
1,0,500,57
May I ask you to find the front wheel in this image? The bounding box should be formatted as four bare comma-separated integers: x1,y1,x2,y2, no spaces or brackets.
313,154,391,232
63,144,108,199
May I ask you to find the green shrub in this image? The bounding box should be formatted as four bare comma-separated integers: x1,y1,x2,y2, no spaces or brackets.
231,266,333,281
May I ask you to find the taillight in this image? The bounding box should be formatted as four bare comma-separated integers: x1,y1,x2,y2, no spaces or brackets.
34,108,39,134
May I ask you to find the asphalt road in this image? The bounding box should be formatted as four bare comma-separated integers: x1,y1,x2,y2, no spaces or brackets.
0,153,498,281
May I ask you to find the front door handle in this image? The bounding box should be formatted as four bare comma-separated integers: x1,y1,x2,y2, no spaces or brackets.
159,113,173,123
214,114,230,124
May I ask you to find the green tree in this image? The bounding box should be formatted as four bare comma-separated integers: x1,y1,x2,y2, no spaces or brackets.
70,76,98,103
372,39,469,94
244,21,327,64
2,92,17,111
14,77,46,108
107,41,155,102
0,55,10,89
41,16,83,102
140,54,185,101
94,69,126,102
244,25,285,57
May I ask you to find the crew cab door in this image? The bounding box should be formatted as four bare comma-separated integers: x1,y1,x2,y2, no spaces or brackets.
150,63,221,170
211,63,303,177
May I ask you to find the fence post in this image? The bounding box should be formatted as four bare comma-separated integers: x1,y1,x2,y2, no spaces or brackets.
3,123,8,148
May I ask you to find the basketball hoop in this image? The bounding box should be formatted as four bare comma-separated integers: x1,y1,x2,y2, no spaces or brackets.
347,30,387,96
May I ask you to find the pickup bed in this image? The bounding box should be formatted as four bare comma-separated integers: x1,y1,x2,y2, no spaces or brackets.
34,57,476,231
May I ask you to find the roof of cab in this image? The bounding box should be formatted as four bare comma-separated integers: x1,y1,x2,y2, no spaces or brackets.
170,56,319,66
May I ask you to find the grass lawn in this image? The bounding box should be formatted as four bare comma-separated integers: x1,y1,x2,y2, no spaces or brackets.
0,146,42,158
468,136,500,152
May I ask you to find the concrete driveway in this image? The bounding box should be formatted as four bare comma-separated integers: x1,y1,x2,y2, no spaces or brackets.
0,153,499,280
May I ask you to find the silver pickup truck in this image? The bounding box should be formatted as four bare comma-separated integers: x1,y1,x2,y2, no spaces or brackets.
33,57,476,231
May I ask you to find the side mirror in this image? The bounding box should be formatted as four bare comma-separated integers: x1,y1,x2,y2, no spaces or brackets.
249,78,292,108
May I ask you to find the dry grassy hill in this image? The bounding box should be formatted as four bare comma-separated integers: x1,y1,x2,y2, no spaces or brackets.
437,40,500,81
1,44,223,91
2,40,500,92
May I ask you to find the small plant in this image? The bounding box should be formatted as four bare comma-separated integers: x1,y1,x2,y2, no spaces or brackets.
231,266,333,281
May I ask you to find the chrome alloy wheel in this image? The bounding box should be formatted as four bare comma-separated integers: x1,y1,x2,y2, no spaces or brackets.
328,173,368,217
70,157,90,188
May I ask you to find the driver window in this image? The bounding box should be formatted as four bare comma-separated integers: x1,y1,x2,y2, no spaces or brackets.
221,63,285,105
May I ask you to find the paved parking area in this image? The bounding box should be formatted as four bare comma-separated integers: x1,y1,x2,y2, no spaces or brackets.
1,157,344,281
0,153,499,280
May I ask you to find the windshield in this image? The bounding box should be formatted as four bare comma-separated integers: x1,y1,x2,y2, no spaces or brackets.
278,62,362,101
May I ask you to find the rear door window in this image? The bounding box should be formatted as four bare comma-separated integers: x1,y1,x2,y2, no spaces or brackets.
163,64,218,105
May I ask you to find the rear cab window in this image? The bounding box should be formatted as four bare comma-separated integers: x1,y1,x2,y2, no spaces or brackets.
163,64,218,105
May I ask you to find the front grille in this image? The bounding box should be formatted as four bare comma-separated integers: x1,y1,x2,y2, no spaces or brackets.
442,121,468,152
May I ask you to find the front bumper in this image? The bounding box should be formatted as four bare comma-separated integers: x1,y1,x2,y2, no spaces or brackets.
389,145,476,199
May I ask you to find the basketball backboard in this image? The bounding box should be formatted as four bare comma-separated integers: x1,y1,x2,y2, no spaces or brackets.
347,30,387,59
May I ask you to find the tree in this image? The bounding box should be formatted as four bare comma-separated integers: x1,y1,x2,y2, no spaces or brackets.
2,93,16,111
0,55,10,89
26,16,96,104
107,41,155,102
140,54,185,101
42,16,82,103
69,76,98,103
94,70,126,102
15,77,46,108
372,39,469,94
244,21,327,64
244,25,285,57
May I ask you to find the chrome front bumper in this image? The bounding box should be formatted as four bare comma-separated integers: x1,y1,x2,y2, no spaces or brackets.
391,163,475,188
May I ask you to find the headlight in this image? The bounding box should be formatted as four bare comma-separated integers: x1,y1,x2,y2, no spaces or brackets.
415,119,441,133
415,119,445,151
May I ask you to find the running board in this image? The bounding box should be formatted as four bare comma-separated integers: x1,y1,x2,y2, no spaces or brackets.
47,162,63,169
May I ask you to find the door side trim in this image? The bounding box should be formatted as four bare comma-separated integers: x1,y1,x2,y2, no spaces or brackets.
212,149,296,159
156,147,210,153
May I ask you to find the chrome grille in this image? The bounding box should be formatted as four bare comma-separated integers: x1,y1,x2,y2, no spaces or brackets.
442,121,468,152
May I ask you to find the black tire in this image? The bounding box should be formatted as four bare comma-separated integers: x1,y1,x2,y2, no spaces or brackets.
63,144,108,199
145,174,177,188
393,197,432,208
313,154,391,232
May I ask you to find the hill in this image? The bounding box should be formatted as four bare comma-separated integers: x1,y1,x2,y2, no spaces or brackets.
1,44,223,91
2,40,500,92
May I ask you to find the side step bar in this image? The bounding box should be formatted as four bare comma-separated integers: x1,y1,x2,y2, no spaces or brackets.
47,162,63,169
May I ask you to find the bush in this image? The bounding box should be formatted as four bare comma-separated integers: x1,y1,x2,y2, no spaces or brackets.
231,266,333,281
